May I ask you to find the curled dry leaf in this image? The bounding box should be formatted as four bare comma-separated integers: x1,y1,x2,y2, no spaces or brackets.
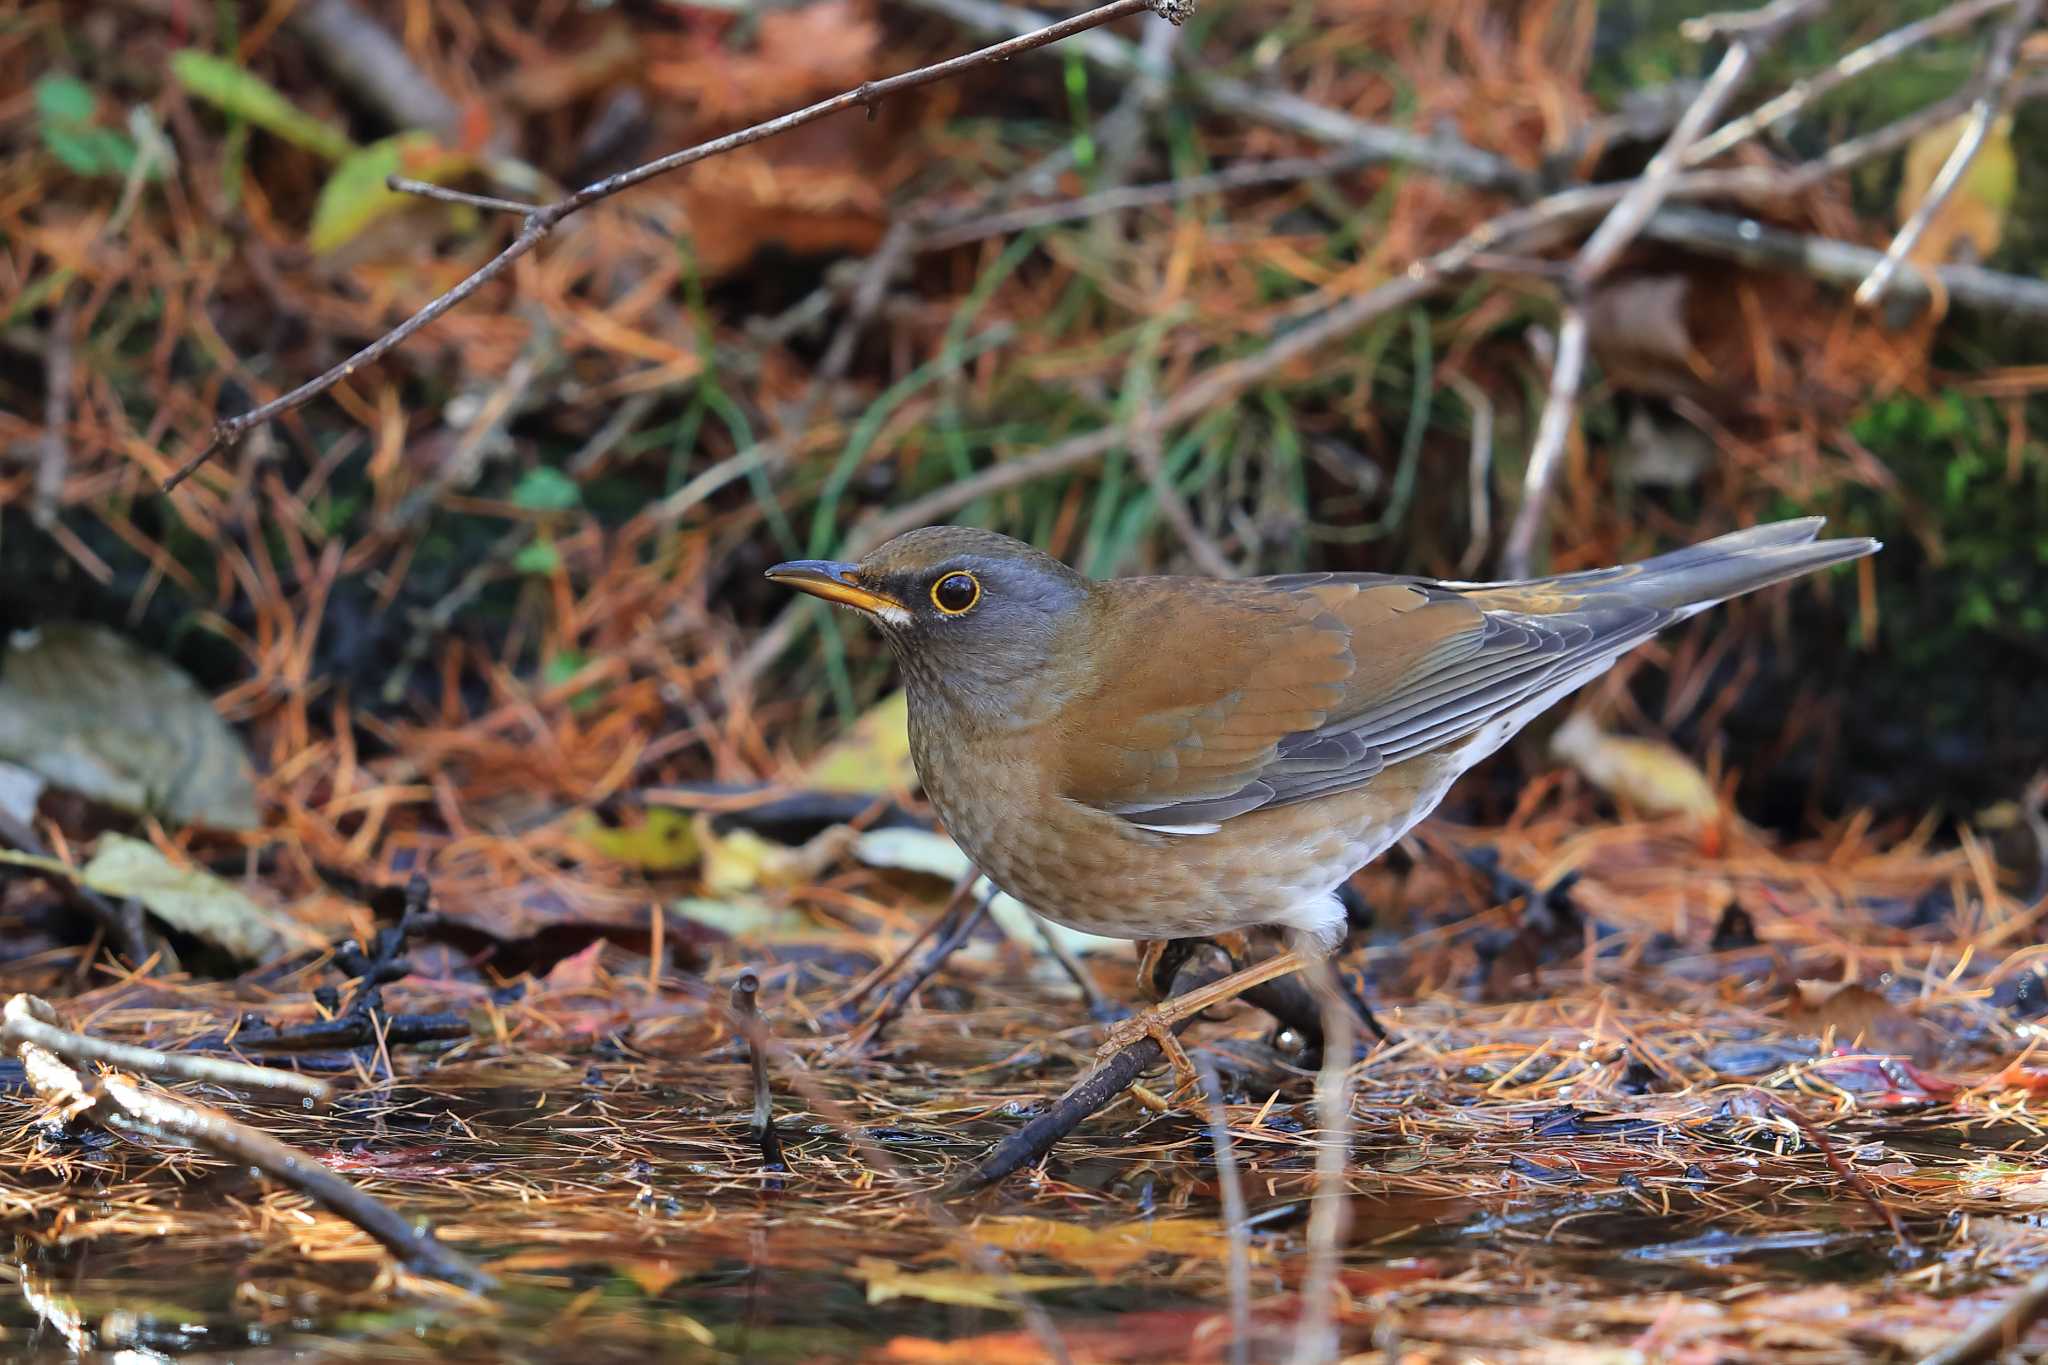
1549,711,1720,824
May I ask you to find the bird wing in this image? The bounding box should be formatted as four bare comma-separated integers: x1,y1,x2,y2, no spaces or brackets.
1054,572,1671,831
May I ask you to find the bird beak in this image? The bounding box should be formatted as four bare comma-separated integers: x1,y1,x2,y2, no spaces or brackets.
764,560,905,617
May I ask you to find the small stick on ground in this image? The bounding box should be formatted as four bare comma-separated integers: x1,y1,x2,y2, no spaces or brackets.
1765,1094,1914,1253
947,945,1234,1195
730,972,787,1175
13,1023,488,1290
1194,1052,1253,1365
5,995,330,1104
860,887,995,1044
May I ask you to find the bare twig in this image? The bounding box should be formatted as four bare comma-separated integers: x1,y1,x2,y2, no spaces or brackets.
5,995,331,1103
1448,375,1495,576
163,0,1186,490
1502,306,1587,580
286,0,465,142
1574,0,1822,286
1194,1052,1253,1365
1504,0,1817,577
898,0,1531,193
1856,0,2042,306
1642,204,2048,319
1685,0,2021,166
947,944,1235,1195
729,973,787,1174
1131,422,1236,577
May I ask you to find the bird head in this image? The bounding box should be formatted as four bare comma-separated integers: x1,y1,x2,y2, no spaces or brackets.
766,526,1092,720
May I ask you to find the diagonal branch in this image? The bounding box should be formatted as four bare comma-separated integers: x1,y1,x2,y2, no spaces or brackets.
161,0,1187,492
1856,0,2042,307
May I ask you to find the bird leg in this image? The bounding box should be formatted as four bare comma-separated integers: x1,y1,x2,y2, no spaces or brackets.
1096,947,1312,1065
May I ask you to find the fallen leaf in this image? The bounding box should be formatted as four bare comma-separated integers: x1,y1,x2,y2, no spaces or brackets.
568,805,700,872
169,50,353,160
1898,112,2015,267
81,834,317,961
1786,981,1932,1056
1550,711,1720,823
803,690,914,794
853,1257,1089,1311
973,1215,1246,1277
0,624,260,830
309,131,476,255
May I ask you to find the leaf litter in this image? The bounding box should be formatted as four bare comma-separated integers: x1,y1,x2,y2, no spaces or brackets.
6,0,2048,1360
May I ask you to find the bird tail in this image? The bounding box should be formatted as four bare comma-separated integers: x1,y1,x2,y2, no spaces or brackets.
1506,517,1880,615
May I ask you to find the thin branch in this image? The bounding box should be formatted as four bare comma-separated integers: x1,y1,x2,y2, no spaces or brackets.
1502,306,1587,580
1856,0,2042,306
4,995,331,1103
385,178,540,216
162,0,1182,490
13,1015,485,1290
1642,204,2048,319
898,0,1531,193
1685,0,2020,166
1131,422,1237,577
1506,0,1817,577
1448,375,1495,577
1575,0,1822,287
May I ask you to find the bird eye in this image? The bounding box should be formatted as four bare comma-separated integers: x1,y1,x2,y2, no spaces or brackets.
930,571,981,615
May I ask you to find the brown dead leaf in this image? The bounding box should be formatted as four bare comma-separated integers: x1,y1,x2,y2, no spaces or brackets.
1784,980,1939,1063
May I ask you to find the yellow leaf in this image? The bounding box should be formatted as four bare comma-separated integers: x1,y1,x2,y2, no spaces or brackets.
1549,712,1719,823
309,131,475,255
567,806,699,872
973,1216,1243,1277
852,1257,1089,1311
696,817,800,895
804,690,914,794
1897,112,2016,266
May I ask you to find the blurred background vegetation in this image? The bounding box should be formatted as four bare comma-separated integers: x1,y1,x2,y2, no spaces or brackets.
3,0,2045,862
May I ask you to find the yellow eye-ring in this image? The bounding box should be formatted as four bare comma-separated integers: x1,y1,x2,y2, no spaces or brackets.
930,571,981,615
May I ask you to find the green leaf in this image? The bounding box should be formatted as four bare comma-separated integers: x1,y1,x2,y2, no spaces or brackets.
513,538,561,575
511,465,581,511
46,125,136,178
34,75,95,125
169,49,353,160
307,131,474,254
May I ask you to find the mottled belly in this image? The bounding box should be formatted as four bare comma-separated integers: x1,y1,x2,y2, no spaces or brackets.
925,751,1463,942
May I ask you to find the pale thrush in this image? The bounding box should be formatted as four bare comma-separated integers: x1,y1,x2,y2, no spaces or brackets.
769,519,1878,1042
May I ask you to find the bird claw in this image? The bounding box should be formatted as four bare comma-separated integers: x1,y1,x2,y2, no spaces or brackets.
1096,1009,1200,1095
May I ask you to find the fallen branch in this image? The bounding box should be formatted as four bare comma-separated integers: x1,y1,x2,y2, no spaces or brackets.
946,944,1234,1196
8,996,488,1290
5,994,330,1103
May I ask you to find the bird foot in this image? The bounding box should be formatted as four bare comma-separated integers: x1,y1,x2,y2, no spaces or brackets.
1096,1010,1201,1094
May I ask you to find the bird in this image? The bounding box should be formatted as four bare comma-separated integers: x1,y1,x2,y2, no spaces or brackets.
767,518,1878,1060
